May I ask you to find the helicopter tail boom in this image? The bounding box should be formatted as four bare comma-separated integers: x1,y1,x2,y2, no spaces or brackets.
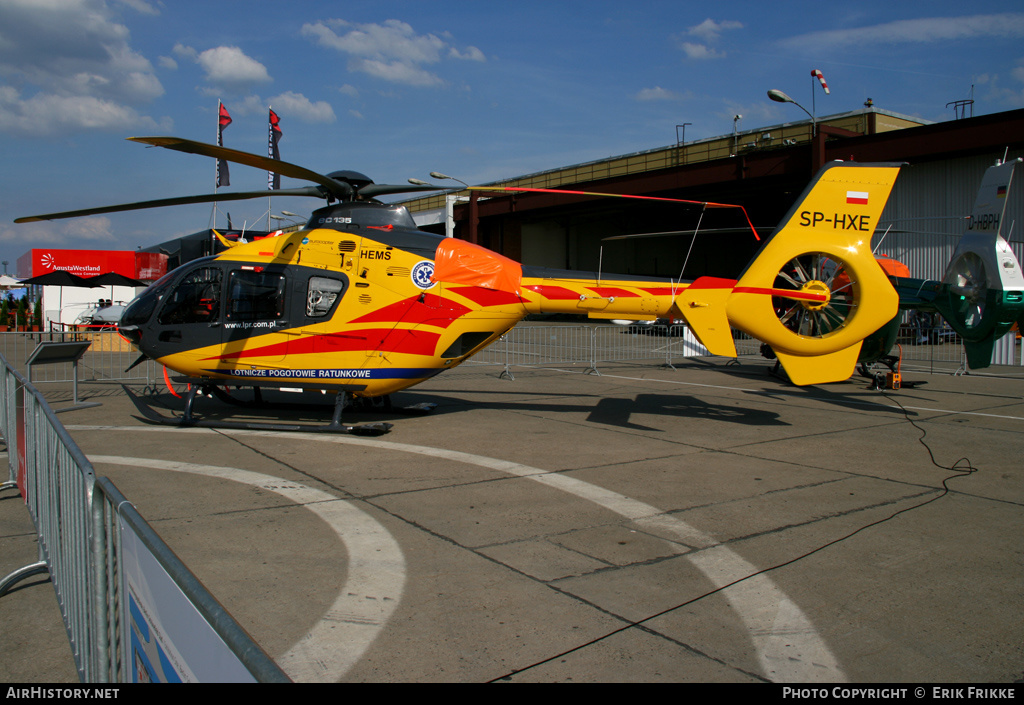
432,163,903,385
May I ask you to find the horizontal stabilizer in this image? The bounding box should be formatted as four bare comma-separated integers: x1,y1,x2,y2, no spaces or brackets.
775,344,862,386
964,337,997,370
679,278,737,357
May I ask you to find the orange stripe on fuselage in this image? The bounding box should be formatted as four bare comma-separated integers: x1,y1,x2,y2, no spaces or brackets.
733,286,828,302
203,328,441,361
350,293,472,327
522,284,583,300
585,287,640,298
447,286,524,307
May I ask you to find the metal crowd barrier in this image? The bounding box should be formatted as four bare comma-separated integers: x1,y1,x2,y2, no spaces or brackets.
0,330,159,387
463,323,1021,378
0,356,288,682
467,324,715,379
0,322,1015,392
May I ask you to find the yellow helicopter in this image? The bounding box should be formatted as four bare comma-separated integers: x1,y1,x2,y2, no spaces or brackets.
17,137,902,433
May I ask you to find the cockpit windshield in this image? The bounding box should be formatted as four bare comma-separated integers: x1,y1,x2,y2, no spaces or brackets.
118,266,182,328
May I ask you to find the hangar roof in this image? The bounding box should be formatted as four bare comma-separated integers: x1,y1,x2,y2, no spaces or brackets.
402,107,932,216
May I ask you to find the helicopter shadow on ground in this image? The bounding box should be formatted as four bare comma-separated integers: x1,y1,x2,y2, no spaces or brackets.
123,382,791,433
685,357,927,419
590,355,925,422
390,386,792,431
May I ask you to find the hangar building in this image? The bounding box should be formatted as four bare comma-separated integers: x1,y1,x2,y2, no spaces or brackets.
402,107,1024,284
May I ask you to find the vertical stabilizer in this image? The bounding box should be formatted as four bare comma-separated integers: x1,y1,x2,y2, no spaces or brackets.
935,159,1024,367
726,162,903,384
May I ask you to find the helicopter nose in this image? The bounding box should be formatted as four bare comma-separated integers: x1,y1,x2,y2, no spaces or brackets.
117,323,143,347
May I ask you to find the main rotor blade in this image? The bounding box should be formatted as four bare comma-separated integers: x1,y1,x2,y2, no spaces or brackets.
15,187,323,223
468,185,761,241
128,136,353,201
360,183,445,199
602,227,765,241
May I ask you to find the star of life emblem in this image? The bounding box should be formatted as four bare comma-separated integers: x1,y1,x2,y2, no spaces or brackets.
411,260,436,290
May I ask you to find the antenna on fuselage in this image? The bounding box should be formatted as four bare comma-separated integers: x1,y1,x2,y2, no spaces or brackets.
678,204,707,281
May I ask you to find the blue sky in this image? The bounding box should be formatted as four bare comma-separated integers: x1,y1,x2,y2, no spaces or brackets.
2,0,1023,275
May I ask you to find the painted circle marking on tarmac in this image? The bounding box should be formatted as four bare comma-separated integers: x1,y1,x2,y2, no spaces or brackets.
77,426,844,682
89,454,404,684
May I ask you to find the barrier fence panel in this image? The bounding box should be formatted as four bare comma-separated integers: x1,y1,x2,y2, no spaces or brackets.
463,325,594,379
894,324,966,367
0,331,159,386
0,354,288,682
592,325,710,370
1,362,106,679
93,478,288,683
461,323,1020,381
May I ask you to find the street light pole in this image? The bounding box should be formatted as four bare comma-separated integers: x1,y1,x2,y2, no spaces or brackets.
768,89,814,135
411,175,470,238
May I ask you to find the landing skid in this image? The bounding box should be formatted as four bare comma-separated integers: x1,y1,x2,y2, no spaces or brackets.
125,380,435,435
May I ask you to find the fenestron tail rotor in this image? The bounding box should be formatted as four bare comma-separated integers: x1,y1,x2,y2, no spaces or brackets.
945,251,989,330
772,252,855,338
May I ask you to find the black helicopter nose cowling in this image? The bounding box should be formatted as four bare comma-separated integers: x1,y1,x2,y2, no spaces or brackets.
119,294,155,331
117,323,143,348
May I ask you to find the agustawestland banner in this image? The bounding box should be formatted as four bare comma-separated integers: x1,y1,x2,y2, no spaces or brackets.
135,252,167,281
16,249,167,281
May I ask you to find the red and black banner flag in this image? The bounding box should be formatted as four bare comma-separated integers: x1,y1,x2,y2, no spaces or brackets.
268,108,282,190
216,101,232,188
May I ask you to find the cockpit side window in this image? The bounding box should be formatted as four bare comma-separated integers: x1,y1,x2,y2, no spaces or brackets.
306,276,345,318
157,267,222,325
227,270,287,321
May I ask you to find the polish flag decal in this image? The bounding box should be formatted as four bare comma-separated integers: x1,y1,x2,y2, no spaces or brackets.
846,191,869,205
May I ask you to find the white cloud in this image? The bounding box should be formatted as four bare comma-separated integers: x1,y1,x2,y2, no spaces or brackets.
675,18,741,61
220,92,336,123
233,94,268,116
301,18,484,86
173,43,197,61
173,43,272,95
353,58,444,87
267,91,336,123
635,86,682,101
977,59,1024,108
679,43,725,60
0,216,115,246
687,19,743,43
449,46,486,62
0,85,167,136
780,13,1024,51
115,0,159,16
0,0,162,103
194,46,272,89
304,19,445,63
0,0,167,135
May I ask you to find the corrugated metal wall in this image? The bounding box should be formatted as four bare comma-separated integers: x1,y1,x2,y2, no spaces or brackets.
875,151,1024,279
